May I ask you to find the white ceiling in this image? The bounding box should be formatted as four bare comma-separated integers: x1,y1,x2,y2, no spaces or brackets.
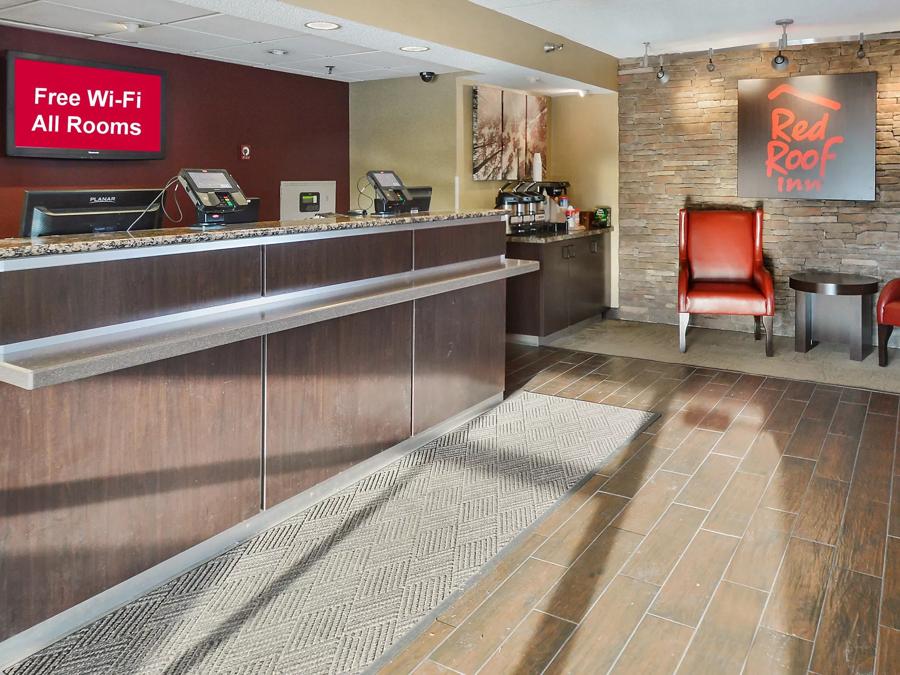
0,0,460,82
0,0,614,93
471,0,900,58
1,0,896,87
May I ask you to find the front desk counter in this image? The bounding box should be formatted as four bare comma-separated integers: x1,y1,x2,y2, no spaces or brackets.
0,210,539,645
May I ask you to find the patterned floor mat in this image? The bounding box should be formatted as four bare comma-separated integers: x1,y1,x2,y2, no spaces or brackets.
6,392,655,675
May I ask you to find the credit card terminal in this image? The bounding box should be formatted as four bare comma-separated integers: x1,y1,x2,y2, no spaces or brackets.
367,170,413,212
178,168,249,212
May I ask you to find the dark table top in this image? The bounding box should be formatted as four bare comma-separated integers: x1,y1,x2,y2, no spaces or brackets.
789,271,880,296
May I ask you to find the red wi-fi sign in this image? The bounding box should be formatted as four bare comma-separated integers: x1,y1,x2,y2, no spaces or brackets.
738,73,876,201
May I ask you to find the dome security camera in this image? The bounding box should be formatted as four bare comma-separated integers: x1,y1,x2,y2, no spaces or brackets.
419,71,437,83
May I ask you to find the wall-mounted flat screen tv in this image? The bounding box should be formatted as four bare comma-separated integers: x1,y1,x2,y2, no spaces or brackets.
5,51,166,160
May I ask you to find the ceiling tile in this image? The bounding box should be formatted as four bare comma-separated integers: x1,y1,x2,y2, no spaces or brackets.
0,1,138,35
203,34,367,64
271,65,361,82
288,58,381,75
384,64,461,76
0,1,33,8
104,24,245,52
91,35,183,55
172,13,299,42
356,69,425,81
331,50,437,69
53,0,212,23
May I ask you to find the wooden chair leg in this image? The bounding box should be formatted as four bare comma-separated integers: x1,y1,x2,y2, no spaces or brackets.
679,312,689,353
763,315,774,357
879,324,894,367
754,316,762,340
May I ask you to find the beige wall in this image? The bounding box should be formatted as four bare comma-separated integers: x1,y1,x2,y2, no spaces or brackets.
549,93,620,306
349,75,457,211
350,78,621,309
350,75,542,213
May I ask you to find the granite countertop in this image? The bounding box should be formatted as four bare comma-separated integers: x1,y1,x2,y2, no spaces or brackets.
0,209,506,259
506,227,614,244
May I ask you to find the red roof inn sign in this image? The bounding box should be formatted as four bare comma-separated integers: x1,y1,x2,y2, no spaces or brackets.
738,73,876,201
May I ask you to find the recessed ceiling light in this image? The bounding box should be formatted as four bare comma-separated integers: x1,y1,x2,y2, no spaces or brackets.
120,21,140,33
305,21,341,31
267,49,289,56
400,46,430,53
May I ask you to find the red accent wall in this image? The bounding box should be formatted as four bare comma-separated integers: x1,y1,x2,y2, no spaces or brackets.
0,26,350,238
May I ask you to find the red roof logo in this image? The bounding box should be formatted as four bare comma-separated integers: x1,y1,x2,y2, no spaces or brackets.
768,84,842,110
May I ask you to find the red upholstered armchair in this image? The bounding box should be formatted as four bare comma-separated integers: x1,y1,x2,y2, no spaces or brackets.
878,279,900,366
678,207,775,356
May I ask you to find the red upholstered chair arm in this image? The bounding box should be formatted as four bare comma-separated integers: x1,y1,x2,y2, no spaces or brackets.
752,264,775,316
678,262,690,313
878,278,900,324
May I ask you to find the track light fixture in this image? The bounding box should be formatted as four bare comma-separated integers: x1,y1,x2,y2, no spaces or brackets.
771,18,793,71
543,42,564,53
857,32,866,59
656,56,669,84
706,48,716,72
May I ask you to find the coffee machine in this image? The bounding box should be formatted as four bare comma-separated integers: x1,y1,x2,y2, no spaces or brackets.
537,181,570,228
496,182,545,234
496,180,571,235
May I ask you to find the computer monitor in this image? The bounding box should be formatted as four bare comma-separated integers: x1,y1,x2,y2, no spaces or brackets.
406,186,432,213
373,186,432,215
20,188,164,237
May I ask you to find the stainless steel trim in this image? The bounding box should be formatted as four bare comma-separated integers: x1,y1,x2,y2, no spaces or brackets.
0,256,506,355
506,314,606,348
540,313,607,345
0,215,504,272
0,392,504,670
0,293,281,357
506,333,540,347
260,336,268,511
0,258,540,389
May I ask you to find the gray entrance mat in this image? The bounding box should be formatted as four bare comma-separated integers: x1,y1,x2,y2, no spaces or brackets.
7,392,655,675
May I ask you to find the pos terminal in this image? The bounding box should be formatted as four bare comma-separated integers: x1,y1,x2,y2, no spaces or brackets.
178,168,249,214
367,170,413,216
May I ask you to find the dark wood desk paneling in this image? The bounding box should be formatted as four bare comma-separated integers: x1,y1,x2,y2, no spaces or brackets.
413,281,506,433
265,231,412,295
570,236,608,325
540,241,572,336
0,247,262,344
0,213,517,643
414,221,505,270
265,304,413,507
505,241,542,336
0,338,263,640
506,232,610,338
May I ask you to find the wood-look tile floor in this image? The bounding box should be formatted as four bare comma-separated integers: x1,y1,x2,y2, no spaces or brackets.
377,344,900,675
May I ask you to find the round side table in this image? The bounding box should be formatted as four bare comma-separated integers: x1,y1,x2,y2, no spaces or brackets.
789,271,880,362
